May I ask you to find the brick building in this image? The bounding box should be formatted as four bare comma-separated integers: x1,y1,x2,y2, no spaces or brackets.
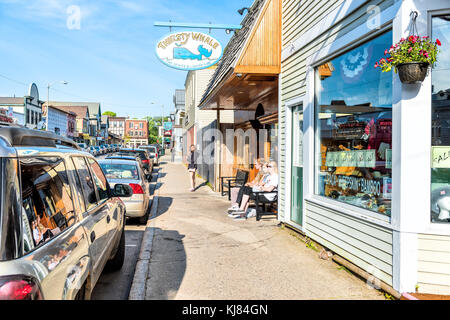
125,119,148,147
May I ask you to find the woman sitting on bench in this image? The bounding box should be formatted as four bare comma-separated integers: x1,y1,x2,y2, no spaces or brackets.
227,159,267,213
229,161,278,220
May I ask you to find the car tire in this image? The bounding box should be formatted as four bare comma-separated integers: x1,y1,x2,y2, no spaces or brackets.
75,282,86,300
105,226,125,271
139,208,149,225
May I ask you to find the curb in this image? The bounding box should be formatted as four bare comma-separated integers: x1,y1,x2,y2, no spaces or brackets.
128,169,161,300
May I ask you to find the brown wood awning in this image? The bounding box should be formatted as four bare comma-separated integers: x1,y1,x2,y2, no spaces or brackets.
200,0,281,111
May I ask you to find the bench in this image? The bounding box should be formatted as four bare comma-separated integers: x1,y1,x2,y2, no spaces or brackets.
252,190,278,221
220,169,249,200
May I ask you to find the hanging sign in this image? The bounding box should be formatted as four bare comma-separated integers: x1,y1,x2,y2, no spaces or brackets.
156,31,223,71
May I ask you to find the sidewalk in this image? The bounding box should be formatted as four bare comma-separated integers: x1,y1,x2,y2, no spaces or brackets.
144,158,385,300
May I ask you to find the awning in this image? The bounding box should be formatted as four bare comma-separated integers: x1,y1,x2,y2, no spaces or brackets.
199,0,280,112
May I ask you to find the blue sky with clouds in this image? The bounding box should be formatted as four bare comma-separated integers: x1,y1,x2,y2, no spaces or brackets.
0,0,253,118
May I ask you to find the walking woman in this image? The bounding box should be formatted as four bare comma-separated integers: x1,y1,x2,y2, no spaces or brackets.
186,144,198,192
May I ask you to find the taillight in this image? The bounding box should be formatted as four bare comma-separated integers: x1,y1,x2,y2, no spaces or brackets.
142,159,149,164
129,183,144,194
0,276,43,300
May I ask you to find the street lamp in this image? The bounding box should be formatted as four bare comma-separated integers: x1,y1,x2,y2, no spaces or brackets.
46,80,68,131
150,101,165,149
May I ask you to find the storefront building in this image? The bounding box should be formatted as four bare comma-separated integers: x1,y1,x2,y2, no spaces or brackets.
199,0,281,190
125,119,148,147
48,105,91,144
279,0,450,295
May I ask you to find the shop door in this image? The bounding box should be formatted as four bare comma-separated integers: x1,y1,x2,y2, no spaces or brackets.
291,105,303,226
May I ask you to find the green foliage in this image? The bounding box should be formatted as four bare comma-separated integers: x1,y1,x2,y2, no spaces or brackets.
102,111,117,117
375,36,441,73
145,116,169,145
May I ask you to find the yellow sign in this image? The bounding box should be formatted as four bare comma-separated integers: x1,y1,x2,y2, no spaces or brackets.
432,146,450,168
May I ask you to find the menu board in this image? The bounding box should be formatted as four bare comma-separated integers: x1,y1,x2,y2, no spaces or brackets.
325,150,376,168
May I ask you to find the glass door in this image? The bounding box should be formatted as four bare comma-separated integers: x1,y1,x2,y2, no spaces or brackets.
291,105,304,226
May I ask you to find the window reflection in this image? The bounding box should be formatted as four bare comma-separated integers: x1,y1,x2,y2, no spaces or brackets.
315,31,393,216
431,14,450,223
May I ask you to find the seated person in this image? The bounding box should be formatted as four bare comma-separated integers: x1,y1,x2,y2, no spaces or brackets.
230,161,278,219
228,160,267,212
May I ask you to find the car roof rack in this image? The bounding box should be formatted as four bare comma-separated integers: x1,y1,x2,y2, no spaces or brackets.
0,127,80,150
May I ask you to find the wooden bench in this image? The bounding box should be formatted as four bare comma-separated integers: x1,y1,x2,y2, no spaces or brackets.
252,190,278,221
220,169,249,200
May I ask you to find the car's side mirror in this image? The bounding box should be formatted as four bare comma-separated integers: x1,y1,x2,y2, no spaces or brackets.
113,184,133,197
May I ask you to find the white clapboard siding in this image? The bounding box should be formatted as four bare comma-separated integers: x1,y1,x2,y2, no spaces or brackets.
306,201,393,285
417,234,450,295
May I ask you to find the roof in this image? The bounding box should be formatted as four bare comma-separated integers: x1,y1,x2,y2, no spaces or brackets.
200,0,265,106
0,97,25,105
49,105,90,119
49,101,101,117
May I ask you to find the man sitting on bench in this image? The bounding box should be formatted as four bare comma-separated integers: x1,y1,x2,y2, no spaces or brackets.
229,161,278,220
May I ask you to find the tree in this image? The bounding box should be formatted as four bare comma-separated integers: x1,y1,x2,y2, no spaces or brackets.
103,111,117,117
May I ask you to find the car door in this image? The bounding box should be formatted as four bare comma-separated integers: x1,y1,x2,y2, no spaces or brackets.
86,157,119,253
71,156,109,283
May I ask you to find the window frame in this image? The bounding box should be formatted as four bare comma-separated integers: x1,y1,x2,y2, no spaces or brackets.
86,157,111,204
71,156,100,213
307,25,394,226
429,9,450,228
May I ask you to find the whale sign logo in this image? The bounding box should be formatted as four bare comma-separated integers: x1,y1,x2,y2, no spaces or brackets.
156,31,223,71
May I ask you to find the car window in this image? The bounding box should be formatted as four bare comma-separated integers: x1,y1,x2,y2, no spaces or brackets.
87,158,110,202
99,163,139,180
20,157,76,252
70,158,86,213
72,156,98,211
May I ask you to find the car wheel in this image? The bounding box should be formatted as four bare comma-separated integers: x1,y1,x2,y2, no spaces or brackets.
74,282,86,300
105,226,125,271
139,209,149,225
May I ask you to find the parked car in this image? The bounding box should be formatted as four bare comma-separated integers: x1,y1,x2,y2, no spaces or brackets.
99,159,150,224
118,148,152,176
77,143,89,153
100,145,108,154
106,154,151,181
139,145,159,166
89,146,98,156
94,146,102,155
0,127,133,300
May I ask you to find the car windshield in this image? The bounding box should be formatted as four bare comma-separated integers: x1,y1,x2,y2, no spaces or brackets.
99,163,139,180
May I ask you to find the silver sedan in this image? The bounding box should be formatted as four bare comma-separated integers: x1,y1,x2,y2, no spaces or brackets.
98,159,150,224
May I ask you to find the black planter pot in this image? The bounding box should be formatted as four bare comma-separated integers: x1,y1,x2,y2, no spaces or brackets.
396,62,429,84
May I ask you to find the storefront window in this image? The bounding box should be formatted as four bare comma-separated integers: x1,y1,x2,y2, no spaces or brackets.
431,15,450,223
315,31,393,217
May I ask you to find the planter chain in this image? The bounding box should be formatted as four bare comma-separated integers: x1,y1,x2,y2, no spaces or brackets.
408,11,419,37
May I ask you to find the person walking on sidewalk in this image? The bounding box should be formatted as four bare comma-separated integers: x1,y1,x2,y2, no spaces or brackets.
186,144,198,192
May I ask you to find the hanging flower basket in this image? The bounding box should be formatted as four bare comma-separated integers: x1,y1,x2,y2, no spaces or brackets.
375,35,441,84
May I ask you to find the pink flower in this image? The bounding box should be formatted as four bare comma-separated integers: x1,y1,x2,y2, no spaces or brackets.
374,62,379,68
400,38,405,42
423,51,429,58
408,47,413,53
384,49,388,55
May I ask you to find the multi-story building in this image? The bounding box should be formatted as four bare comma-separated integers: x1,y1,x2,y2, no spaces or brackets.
172,89,185,155
51,105,90,144
109,116,127,138
0,83,43,129
49,101,102,145
125,119,148,147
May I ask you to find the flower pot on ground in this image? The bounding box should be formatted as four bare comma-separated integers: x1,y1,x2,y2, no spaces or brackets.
396,62,429,84
375,35,441,84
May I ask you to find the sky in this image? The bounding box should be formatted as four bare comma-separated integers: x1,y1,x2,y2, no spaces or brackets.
0,0,254,118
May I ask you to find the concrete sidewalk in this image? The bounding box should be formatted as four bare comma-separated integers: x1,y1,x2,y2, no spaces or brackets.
143,158,385,300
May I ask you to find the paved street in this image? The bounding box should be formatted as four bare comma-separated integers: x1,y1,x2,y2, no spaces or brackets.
142,156,385,300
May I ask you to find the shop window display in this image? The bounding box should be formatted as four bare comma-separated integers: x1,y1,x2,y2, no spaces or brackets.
315,31,393,216
431,15,450,223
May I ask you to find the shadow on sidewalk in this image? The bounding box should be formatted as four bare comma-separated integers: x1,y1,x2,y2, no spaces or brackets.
153,196,173,219
147,228,186,300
